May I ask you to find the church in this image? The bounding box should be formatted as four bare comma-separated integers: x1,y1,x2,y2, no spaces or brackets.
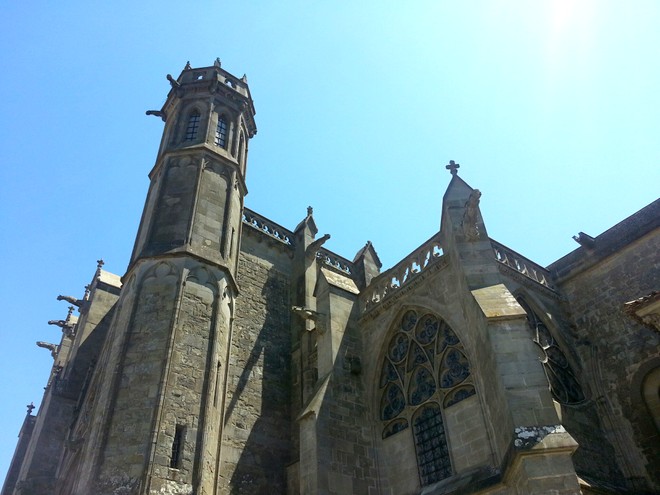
2,60,659,495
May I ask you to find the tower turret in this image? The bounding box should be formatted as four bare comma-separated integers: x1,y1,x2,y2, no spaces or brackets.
131,59,256,288
59,61,256,495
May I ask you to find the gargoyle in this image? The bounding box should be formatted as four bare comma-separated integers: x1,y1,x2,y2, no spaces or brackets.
166,74,180,88
291,306,326,334
57,295,83,307
306,234,331,258
36,341,58,358
146,110,166,122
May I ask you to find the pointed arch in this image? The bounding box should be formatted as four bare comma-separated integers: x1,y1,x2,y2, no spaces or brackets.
377,308,476,486
516,296,585,404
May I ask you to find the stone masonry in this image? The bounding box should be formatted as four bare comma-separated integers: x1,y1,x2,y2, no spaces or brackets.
2,62,658,495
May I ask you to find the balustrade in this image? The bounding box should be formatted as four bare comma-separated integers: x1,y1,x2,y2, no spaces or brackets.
363,234,444,313
491,239,553,288
316,248,353,274
242,208,294,246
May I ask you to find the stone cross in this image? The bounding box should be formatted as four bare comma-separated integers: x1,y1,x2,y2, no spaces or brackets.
446,160,460,176
26,402,35,415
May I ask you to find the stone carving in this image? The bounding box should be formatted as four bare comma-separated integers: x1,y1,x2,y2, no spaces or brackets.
36,341,58,358
57,295,83,307
146,110,166,121
445,160,460,176
491,240,553,289
242,208,294,246
363,234,444,313
306,234,331,257
166,74,180,88
315,247,353,274
291,306,325,333
462,189,482,241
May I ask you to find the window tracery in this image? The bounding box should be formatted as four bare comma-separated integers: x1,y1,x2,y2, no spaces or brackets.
379,309,476,486
517,298,585,404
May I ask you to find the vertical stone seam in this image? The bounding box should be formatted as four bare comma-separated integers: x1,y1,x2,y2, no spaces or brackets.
187,159,205,247
192,276,220,490
141,263,187,494
213,292,235,493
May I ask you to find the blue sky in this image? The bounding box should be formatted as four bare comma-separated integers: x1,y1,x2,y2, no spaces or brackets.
1,1,658,483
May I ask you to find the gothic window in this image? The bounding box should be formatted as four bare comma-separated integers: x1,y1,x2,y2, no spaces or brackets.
214,115,228,148
184,111,201,141
414,403,452,485
517,298,585,404
379,310,476,486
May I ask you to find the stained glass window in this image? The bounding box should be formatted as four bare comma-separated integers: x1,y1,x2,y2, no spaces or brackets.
379,309,477,486
517,298,585,404
413,403,451,485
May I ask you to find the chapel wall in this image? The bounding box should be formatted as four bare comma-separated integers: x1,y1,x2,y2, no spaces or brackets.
359,264,502,494
553,228,660,491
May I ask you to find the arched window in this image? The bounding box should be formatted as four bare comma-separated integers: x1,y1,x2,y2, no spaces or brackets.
214,115,228,148
517,298,585,404
185,111,201,141
379,310,475,486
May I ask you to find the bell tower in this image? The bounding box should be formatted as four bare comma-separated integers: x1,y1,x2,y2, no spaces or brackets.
132,57,256,277
66,61,256,495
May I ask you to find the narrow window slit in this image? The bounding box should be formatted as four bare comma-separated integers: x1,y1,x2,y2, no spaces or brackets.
170,424,185,468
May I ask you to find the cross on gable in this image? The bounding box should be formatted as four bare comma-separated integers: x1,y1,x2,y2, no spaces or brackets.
446,160,460,176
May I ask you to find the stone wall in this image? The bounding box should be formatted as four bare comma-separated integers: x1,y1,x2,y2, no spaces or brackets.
553,228,660,491
219,237,292,493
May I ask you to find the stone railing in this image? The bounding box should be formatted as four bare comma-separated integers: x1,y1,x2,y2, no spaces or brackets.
316,247,354,274
242,208,295,247
362,233,444,313
490,239,554,289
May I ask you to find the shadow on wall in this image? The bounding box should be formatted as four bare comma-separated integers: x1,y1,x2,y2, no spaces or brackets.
225,266,292,494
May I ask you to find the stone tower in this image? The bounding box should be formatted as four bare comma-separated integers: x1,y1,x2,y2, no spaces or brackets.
63,61,256,494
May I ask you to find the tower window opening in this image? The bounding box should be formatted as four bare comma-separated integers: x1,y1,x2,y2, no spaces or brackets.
215,116,228,148
170,424,185,469
238,133,245,166
185,112,201,141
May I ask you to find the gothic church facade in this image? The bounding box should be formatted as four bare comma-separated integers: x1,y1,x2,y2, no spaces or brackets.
3,61,659,495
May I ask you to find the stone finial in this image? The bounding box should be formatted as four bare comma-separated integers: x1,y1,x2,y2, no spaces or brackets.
307,206,313,216
26,402,35,415
241,74,248,82
184,61,192,70
96,259,105,269
446,160,460,176
84,284,91,301
214,57,222,68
